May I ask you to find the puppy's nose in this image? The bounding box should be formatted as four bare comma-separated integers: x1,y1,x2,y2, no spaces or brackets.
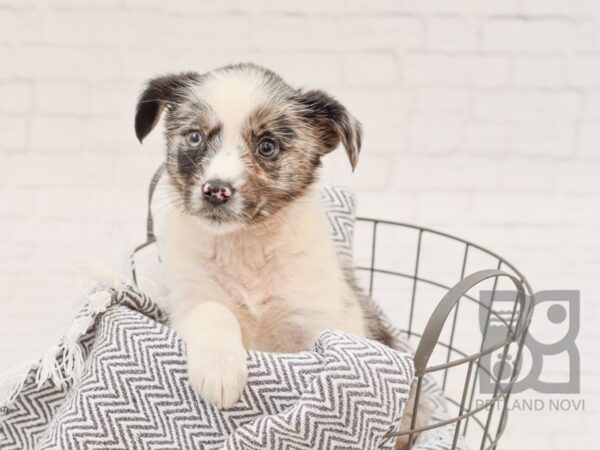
202,180,233,205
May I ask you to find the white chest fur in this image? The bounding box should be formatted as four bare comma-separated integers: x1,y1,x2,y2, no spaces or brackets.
156,191,366,353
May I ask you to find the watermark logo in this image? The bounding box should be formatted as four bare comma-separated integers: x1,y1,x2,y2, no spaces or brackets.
478,290,580,394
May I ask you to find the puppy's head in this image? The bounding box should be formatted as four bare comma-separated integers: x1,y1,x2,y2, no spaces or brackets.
135,63,361,232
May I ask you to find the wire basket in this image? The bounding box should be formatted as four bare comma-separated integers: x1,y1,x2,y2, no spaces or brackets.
353,218,535,450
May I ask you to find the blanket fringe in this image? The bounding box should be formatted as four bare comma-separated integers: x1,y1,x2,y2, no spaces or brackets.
0,287,116,412
35,344,64,388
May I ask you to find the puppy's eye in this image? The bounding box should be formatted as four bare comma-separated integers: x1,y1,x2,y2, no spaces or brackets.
187,131,203,148
257,139,279,158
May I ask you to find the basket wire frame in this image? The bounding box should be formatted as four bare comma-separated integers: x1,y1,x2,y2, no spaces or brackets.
355,218,534,450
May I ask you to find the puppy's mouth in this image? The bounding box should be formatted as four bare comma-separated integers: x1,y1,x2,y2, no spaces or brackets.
197,202,240,223
192,197,272,233
189,195,255,233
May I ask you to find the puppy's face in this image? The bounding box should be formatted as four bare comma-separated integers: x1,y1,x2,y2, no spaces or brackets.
135,64,361,232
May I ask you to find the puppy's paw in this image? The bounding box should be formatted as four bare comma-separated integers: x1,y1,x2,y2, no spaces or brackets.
187,344,248,409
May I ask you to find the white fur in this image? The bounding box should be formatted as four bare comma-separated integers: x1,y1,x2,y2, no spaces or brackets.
201,70,258,184
204,147,245,185
195,67,270,129
156,188,366,408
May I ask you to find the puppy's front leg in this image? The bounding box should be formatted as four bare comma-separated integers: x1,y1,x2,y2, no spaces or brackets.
171,299,248,408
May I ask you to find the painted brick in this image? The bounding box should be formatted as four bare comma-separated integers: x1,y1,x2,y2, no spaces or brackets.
470,193,560,225
0,117,28,152
415,193,469,225
30,117,85,152
336,88,409,153
512,56,566,88
0,46,12,80
568,55,600,87
426,16,479,51
36,81,91,115
500,157,555,193
250,52,342,87
403,54,510,87
464,122,577,157
408,112,465,154
0,82,34,113
393,156,500,192
43,11,93,44
473,90,580,123
343,52,398,87
8,154,114,187
519,0,595,16
14,45,121,80
0,9,42,43
251,15,309,49
577,120,600,159
335,16,424,51
84,117,139,153
556,161,600,193
483,18,594,52
412,88,470,112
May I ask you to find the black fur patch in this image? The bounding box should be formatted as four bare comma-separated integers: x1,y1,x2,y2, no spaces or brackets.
296,90,362,170
135,72,201,142
177,146,202,177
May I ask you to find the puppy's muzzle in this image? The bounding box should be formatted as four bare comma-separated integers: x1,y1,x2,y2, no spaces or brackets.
203,180,234,205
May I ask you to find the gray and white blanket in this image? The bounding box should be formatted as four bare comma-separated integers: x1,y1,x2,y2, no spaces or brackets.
0,285,414,450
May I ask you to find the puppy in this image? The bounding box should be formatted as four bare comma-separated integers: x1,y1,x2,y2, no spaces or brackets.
135,63,425,448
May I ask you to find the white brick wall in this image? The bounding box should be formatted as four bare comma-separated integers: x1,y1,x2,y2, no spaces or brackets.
0,1,598,447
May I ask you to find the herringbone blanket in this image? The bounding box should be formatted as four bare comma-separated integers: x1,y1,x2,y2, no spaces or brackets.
0,285,413,450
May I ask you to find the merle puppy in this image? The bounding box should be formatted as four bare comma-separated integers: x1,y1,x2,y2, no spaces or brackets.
135,63,426,448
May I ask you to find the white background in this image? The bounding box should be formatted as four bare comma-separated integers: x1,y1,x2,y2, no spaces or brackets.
0,0,598,448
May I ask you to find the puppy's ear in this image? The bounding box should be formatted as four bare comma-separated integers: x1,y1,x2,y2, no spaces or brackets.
297,90,362,171
135,72,199,143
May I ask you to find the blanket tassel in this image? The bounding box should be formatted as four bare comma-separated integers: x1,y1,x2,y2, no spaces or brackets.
0,289,114,412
